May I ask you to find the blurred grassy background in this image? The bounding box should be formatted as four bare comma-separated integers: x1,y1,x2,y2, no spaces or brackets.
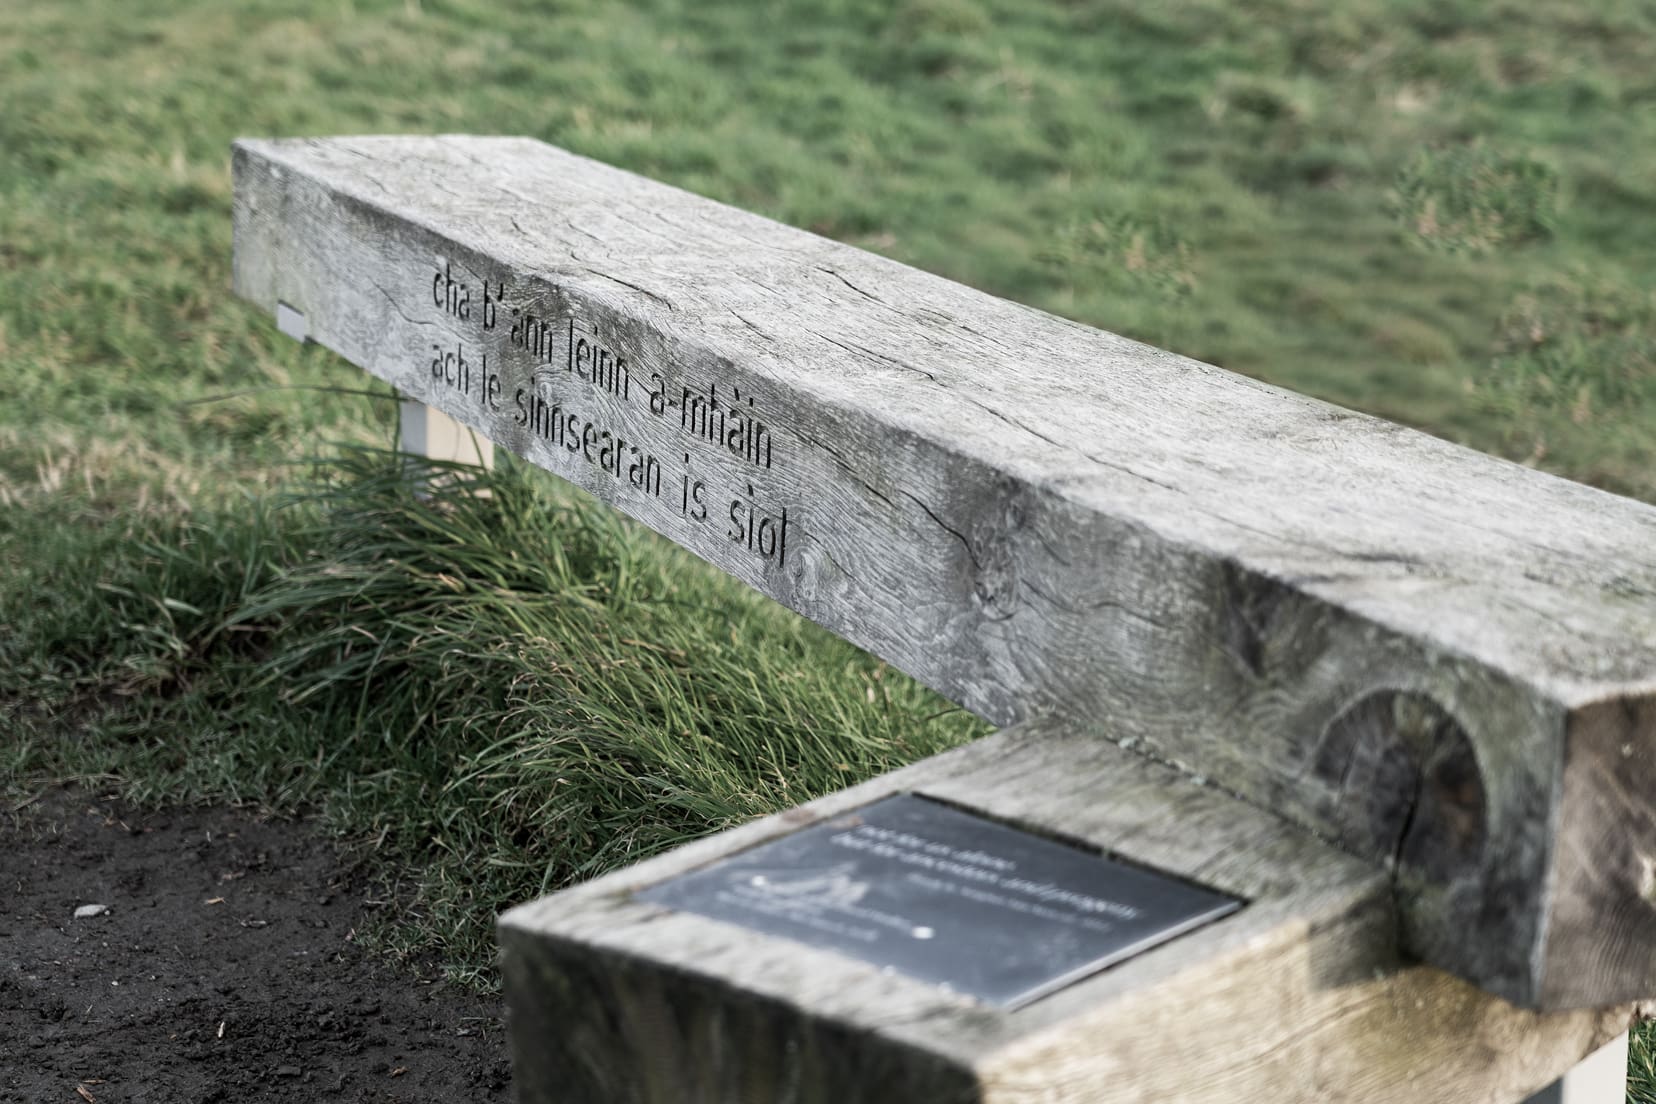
2,0,1653,1091
5,0,1655,506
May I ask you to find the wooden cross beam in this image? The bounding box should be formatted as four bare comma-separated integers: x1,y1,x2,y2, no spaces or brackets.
232,137,1656,1023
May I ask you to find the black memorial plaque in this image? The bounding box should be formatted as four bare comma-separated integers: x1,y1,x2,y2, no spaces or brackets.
635,794,1242,1009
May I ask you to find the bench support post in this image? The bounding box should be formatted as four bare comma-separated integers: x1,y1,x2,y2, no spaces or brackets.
399,397,493,468
267,298,495,472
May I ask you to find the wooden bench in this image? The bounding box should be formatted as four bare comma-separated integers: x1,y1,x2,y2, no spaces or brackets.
232,135,1655,1103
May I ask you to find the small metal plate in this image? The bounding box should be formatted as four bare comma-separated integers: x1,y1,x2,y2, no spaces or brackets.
636,794,1241,1009
275,302,309,343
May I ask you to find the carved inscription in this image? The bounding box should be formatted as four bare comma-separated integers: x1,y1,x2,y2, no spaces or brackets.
414,261,794,569
636,794,1241,1009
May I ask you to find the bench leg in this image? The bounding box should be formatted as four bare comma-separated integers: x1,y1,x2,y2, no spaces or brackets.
1522,1032,1628,1104
399,398,494,468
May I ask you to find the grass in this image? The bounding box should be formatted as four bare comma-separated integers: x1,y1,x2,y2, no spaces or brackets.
1634,1030,1656,1104
2,0,1654,1092
3,448,986,982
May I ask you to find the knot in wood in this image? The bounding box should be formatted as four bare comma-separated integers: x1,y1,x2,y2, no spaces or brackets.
1312,690,1487,885
967,494,1024,622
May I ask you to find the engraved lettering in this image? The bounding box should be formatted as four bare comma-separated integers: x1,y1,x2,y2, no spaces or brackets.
567,321,631,400
727,482,788,566
511,307,558,363
431,340,472,397
433,261,470,321
410,270,791,568
680,382,771,470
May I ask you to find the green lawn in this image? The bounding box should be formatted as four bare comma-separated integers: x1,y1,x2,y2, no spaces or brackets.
3,0,1654,1093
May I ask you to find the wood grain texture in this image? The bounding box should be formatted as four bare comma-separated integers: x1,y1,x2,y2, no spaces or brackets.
1547,698,1656,1009
498,719,1635,1104
231,135,1656,1006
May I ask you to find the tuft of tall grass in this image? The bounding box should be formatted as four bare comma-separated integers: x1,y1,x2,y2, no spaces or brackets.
1469,274,1656,494
2,448,987,984
1633,1027,1656,1104
1392,143,1561,254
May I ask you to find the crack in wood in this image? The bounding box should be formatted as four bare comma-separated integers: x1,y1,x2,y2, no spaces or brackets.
806,328,937,382
802,433,894,508
571,262,678,312
815,265,886,306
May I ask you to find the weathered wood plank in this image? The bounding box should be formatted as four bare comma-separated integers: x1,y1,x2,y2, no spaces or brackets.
231,135,1656,1006
498,719,1635,1104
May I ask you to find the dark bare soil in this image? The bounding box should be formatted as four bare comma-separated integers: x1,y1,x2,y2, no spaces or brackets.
0,791,512,1103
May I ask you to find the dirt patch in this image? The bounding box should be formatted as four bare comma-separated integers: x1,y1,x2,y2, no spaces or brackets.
0,791,511,1103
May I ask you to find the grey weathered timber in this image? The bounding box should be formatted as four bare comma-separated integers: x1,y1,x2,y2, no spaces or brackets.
498,719,1636,1104
231,135,1656,1008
